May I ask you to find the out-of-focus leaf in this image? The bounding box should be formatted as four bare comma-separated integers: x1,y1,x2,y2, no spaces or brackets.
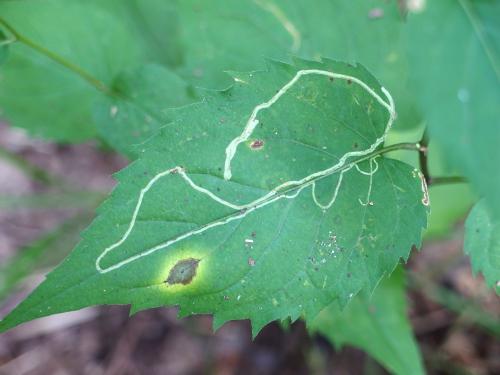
311,268,424,375
93,64,198,158
0,0,142,141
174,0,421,130
407,0,500,219
464,200,500,293
0,30,9,65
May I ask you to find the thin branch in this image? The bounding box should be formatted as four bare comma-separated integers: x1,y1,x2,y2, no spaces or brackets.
0,17,113,95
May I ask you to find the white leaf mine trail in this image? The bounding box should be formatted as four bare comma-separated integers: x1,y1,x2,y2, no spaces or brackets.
96,69,396,274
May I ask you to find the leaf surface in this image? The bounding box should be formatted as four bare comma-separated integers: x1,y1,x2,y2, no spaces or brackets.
464,200,500,293
311,268,424,375
93,64,198,158
0,0,142,141
0,30,8,65
0,59,428,335
175,0,421,130
94,0,423,156
406,0,500,218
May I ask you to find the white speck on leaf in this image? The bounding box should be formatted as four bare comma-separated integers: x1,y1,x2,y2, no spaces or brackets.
457,88,470,103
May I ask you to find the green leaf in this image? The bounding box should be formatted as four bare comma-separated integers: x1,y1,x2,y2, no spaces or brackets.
464,200,500,293
0,0,142,142
0,30,9,65
0,59,428,335
94,0,423,157
406,0,500,218
175,0,421,130
310,268,424,375
99,0,185,68
93,64,198,158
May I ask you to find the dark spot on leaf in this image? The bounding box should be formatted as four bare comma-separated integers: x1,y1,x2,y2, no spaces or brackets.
347,273,352,278
353,142,359,149
347,79,352,85
165,258,200,285
250,140,264,150
329,77,334,82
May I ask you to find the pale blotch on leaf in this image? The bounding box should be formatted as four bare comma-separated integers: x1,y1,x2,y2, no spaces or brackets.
165,258,200,285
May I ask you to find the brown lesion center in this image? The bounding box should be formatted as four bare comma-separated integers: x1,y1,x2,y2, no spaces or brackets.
250,139,264,150
165,258,200,285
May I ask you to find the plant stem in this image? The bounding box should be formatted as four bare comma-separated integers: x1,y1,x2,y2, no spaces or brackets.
416,128,467,186
374,142,422,155
0,17,112,95
418,128,431,184
431,176,468,185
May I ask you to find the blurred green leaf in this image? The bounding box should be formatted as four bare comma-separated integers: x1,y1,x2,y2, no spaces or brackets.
407,0,500,218
0,0,142,142
311,268,424,375
0,29,9,65
93,0,184,68
464,200,500,293
96,0,424,156
174,0,421,130
93,64,198,158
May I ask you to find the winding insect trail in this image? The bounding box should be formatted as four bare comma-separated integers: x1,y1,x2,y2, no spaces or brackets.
95,69,396,274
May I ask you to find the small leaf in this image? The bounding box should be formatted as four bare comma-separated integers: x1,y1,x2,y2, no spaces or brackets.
0,59,428,335
406,0,500,219
310,268,424,375
464,200,500,293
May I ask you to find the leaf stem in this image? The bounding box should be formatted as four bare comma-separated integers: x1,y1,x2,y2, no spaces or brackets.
0,17,113,95
430,176,468,186
418,128,431,184
416,128,468,186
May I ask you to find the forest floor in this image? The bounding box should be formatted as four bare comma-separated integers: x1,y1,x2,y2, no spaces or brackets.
0,123,498,375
